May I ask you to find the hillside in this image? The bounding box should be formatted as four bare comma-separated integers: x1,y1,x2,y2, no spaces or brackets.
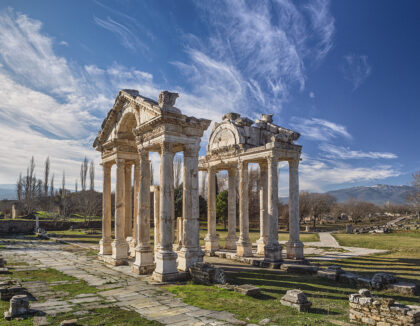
326,184,416,206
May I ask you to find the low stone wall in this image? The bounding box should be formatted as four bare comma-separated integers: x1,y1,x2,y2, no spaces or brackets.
349,289,420,325
0,220,104,234
189,263,226,285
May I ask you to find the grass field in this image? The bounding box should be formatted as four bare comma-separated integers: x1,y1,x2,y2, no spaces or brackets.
167,231,420,325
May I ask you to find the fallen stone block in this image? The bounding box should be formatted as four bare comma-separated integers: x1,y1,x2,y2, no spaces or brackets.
317,269,339,281
0,282,27,301
281,264,318,274
356,277,372,289
234,284,261,296
338,272,358,286
389,282,417,296
371,272,397,290
4,295,30,320
280,289,312,312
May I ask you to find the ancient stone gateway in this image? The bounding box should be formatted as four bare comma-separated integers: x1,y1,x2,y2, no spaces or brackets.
93,89,210,281
199,112,304,261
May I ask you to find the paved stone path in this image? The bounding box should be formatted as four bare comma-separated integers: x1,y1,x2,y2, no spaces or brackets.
1,239,244,326
303,232,387,261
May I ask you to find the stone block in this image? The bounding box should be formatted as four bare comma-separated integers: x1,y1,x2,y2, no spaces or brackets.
317,269,339,281
281,263,318,274
389,282,417,296
189,262,226,285
4,295,30,320
356,277,372,289
371,273,396,290
234,284,261,296
0,282,27,301
280,289,312,312
338,272,358,286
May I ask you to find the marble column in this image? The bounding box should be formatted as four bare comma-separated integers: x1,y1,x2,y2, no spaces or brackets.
153,186,160,254
256,163,268,255
237,161,252,257
153,143,179,281
124,163,133,239
111,158,128,265
133,160,140,241
204,167,219,253
133,151,154,274
99,162,112,255
264,156,282,262
286,159,304,260
178,143,204,271
225,168,238,250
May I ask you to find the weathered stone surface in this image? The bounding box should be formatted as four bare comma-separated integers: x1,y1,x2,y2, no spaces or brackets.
234,284,261,296
389,282,417,296
189,262,226,285
0,281,27,301
281,263,318,274
4,295,30,320
280,289,312,312
371,273,397,290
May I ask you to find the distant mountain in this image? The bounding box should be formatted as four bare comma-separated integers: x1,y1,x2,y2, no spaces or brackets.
0,184,16,200
326,184,416,206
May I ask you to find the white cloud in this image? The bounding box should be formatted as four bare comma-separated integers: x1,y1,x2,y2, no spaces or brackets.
309,91,315,98
342,54,372,89
59,40,68,47
290,117,352,141
319,144,397,160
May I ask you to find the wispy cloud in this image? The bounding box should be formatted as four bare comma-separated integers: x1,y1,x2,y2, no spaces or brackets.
342,54,372,89
93,16,149,53
290,117,352,141
319,144,397,160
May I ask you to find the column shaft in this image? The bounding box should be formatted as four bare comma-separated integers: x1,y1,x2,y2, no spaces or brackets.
99,163,112,255
204,167,219,252
153,143,178,281
237,161,252,257
153,186,160,253
257,163,268,255
111,158,128,264
225,168,238,250
286,159,304,260
133,160,140,240
124,163,132,238
264,156,282,262
133,152,154,274
178,143,203,271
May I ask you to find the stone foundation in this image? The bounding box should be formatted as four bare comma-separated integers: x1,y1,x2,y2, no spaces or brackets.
189,262,226,285
280,289,312,312
349,289,420,326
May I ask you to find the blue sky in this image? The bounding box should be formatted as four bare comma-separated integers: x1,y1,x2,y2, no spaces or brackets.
0,0,418,195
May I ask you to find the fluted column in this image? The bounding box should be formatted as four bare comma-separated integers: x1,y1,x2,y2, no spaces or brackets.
225,167,238,250
286,159,304,260
178,143,204,271
264,155,282,261
256,162,268,255
124,163,133,239
236,161,252,257
153,142,179,281
111,158,128,265
204,167,219,253
133,160,140,241
133,151,154,274
99,162,112,255
153,186,160,254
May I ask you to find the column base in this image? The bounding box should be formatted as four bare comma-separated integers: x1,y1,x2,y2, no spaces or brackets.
286,240,304,260
99,254,128,266
99,238,112,255
177,248,204,271
204,235,219,253
256,237,268,255
225,235,238,250
127,237,137,258
154,250,178,276
132,246,155,275
236,239,253,257
111,239,128,263
264,243,283,262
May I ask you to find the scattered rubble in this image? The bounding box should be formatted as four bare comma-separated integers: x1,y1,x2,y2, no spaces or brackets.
0,280,27,301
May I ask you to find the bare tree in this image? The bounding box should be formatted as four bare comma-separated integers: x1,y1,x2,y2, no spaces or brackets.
44,157,50,197
16,173,23,201
80,157,88,191
22,157,37,214
50,174,55,197
173,157,182,189
61,171,66,198
75,179,78,193
89,160,95,191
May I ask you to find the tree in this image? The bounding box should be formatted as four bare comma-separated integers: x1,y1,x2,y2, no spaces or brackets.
22,156,37,214
80,157,88,191
50,174,55,197
75,179,78,193
174,183,183,218
216,190,228,229
89,160,95,191
16,173,23,201
44,157,50,197
174,157,182,189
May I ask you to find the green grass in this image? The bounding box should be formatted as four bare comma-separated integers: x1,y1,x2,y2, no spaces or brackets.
51,229,102,244
48,306,162,325
12,267,76,283
49,281,99,299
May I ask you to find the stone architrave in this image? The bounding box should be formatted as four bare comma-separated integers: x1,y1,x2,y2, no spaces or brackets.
264,155,282,262
133,151,154,274
236,161,252,257
178,143,204,271
111,158,128,265
204,167,219,253
256,162,268,255
286,159,304,260
99,163,112,255
152,143,179,281
225,168,238,250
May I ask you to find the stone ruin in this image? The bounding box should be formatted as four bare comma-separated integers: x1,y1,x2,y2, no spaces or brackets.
0,280,27,301
280,289,312,312
4,295,30,320
93,90,305,282
349,289,420,326
189,262,226,285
